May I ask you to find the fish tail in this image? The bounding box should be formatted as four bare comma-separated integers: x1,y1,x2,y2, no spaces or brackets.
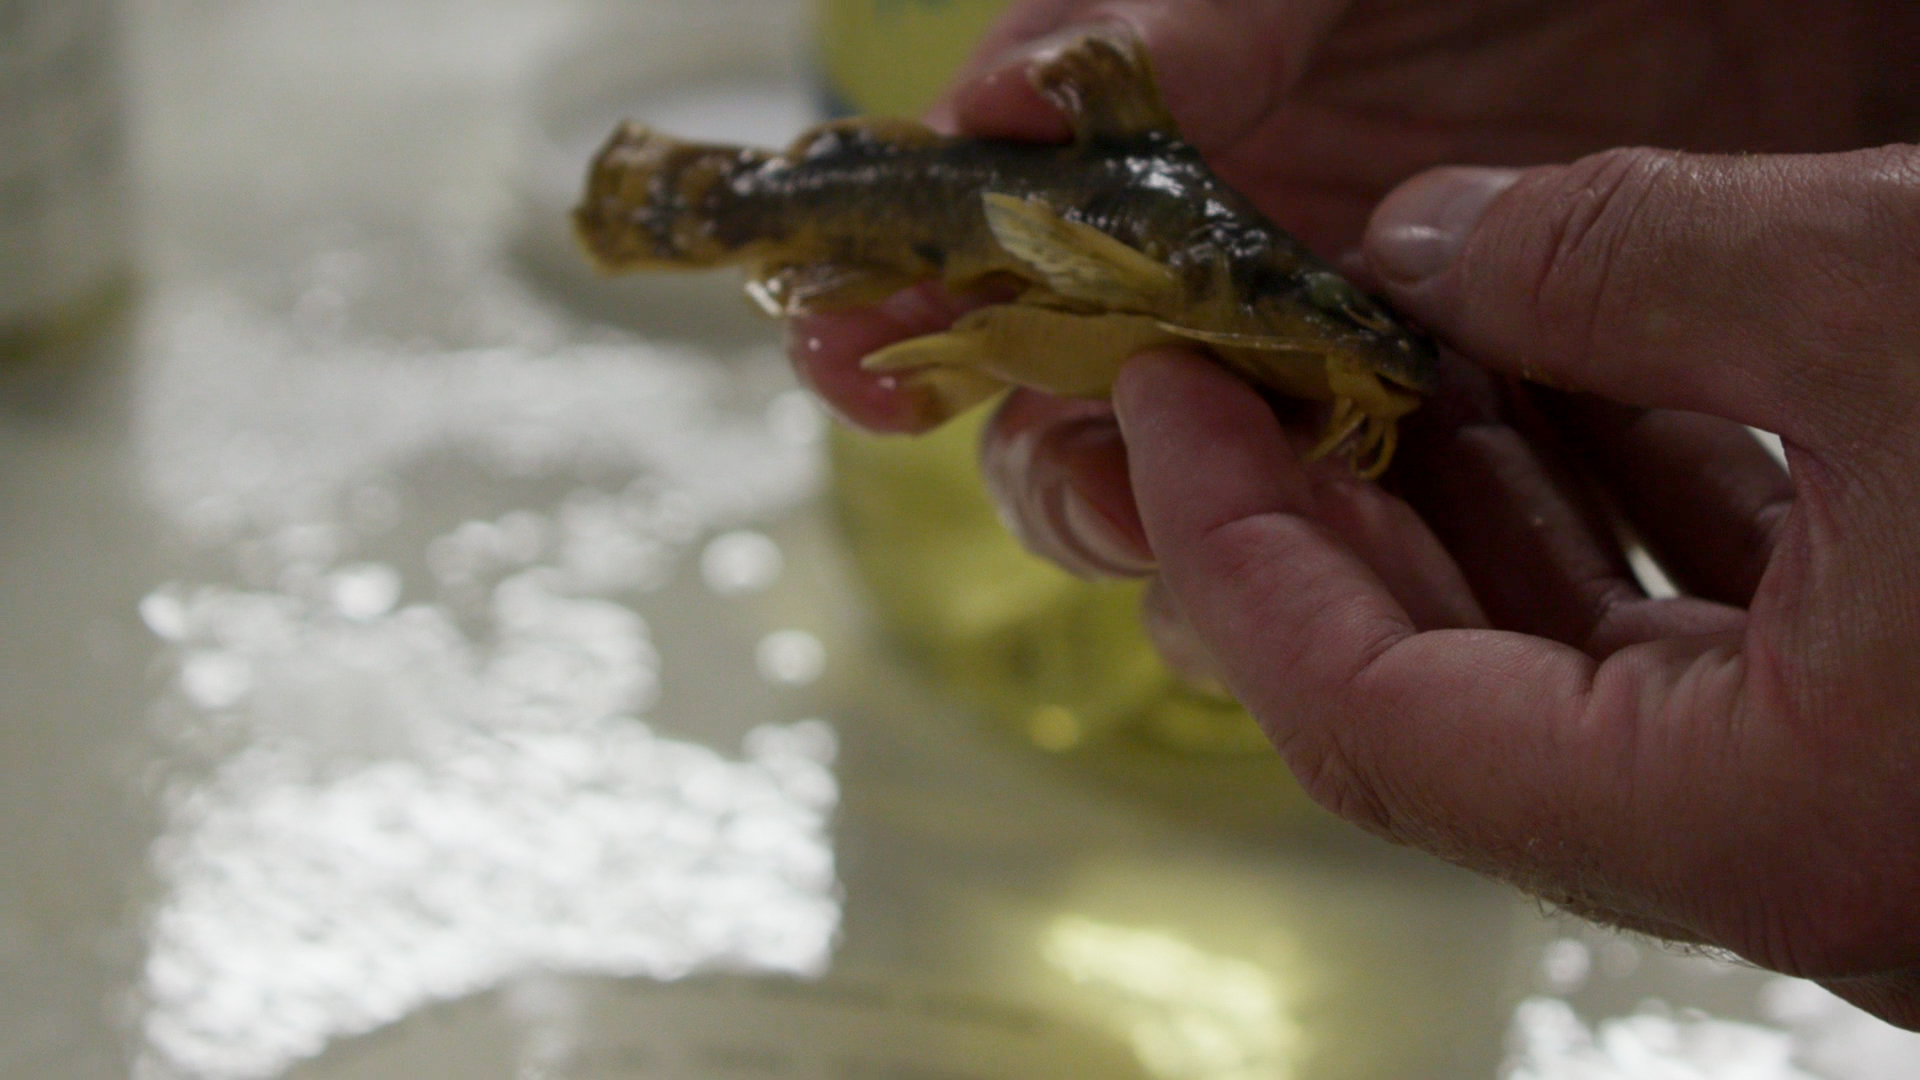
573,123,769,272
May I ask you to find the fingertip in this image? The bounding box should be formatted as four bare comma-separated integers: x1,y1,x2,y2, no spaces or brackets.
785,310,936,434
1363,166,1520,290
1110,346,1234,434
949,64,1074,142
1112,347,1309,525
980,391,1152,579
784,283,1002,435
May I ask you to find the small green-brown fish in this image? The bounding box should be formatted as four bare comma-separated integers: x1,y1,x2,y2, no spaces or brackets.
574,26,1436,476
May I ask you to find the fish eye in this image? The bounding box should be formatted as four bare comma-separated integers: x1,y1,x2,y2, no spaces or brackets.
1303,271,1354,309
1305,271,1396,335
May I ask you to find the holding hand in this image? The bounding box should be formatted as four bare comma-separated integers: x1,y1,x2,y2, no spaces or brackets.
791,0,1920,1027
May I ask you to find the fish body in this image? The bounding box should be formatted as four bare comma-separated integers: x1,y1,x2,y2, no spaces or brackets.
574,27,1436,475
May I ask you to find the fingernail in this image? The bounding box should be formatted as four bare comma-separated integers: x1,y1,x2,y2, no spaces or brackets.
1059,484,1156,577
986,21,1123,77
1368,167,1521,285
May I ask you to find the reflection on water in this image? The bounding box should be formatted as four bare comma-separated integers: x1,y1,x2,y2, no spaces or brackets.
138,711,837,1079
700,529,785,596
135,282,820,541
1507,932,1920,1080
126,262,838,1077
1044,916,1301,1080
1507,997,1809,1080
61,3,1919,1078
136,529,842,1080
137,553,842,1080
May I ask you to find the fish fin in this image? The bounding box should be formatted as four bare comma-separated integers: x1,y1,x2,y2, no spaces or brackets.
748,263,917,316
859,333,1009,425
1304,358,1418,477
982,193,1179,311
900,365,1009,425
784,117,946,160
861,330,995,374
1029,25,1181,142
1305,400,1367,463
1325,354,1421,421
1153,321,1310,351
867,305,1181,398
956,305,1182,396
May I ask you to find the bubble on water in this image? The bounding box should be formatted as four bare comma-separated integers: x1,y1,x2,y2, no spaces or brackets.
1538,938,1592,995
329,564,401,622
755,630,825,687
765,389,825,447
700,531,783,596
744,718,837,767
141,590,192,642
181,650,254,710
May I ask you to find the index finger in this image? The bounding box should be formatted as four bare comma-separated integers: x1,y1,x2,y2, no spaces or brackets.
787,284,1002,434
1111,348,1754,931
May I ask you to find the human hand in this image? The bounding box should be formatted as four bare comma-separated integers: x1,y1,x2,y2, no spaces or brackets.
789,0,1920,1028
1102,143,1920,1027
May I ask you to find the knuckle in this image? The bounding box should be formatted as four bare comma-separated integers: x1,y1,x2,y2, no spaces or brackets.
1274,719,1397,834
1757,885,1919,981
1521,147,1682,365
1770,144,1920,451
1861,144,1920,271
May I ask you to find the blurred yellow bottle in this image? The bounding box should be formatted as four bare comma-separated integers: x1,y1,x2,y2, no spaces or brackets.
817,0,1012,117
815,0,1312,831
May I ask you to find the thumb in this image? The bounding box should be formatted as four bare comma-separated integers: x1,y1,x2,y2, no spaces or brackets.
1364,146,1920,447
944,0,1352,150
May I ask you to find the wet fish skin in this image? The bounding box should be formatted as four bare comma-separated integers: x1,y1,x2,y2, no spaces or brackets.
577,120,1434,397
574,26,1437,476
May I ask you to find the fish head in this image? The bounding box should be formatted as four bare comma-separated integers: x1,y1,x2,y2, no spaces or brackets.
1284,270,1439,396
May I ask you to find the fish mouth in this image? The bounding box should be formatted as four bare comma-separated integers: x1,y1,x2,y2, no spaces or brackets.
1344,321,1439,396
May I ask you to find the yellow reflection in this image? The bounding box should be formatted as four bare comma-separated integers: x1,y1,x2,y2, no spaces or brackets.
1042,915,1301,1080
1027,705,1086,752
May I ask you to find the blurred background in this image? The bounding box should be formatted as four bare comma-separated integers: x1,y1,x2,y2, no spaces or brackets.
2,1,1917,1077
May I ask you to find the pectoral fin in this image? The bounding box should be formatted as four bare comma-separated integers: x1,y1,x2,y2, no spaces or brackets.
1154,322,1306,351
850,333,1007,424
982,194,1179,313
1028,25,1181,142
863,304,1183,398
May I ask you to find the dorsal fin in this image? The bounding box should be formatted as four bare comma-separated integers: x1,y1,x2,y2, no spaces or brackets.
782,117,946,161
981,193,1180,312
1028,24,1180,143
